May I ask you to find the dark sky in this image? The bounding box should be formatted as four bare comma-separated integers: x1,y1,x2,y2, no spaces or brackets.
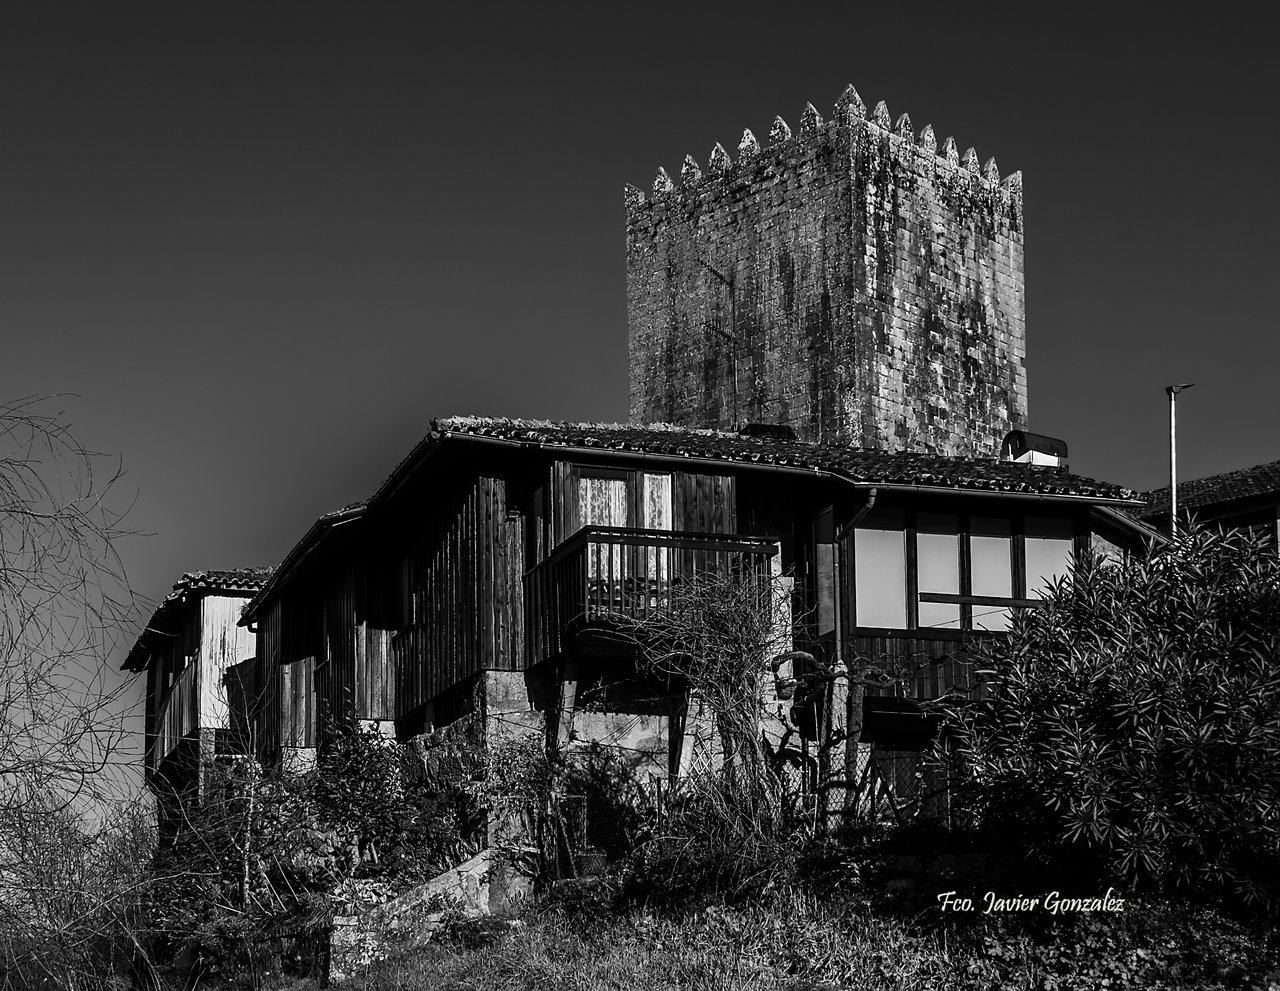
3,6,1275,789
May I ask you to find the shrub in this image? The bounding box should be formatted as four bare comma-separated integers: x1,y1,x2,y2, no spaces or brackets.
933,525,1280,909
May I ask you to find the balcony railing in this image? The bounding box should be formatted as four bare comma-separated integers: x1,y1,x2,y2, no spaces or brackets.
153,662,197,770
525,527,780,665
850,631,979,701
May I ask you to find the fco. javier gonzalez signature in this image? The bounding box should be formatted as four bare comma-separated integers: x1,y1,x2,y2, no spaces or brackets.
937,889,1126,916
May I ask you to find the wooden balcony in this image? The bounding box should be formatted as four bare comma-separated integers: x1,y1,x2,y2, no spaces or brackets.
851,632,979,701
525,527,780,665
152,663,197,771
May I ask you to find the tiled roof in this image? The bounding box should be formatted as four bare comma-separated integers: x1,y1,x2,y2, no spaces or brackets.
244,416,1142,624
1143,458,1280,520
429,417,1142,502
161,568,275,601
121,567,275,671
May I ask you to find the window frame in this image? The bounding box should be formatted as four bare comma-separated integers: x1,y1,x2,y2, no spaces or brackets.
851,508,1084,636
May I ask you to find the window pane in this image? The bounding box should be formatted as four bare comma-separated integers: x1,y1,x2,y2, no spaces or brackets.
815,541,836,635
815,508,836,635
917,529,959,630
919,601,962,630
972,605,1011,632
971,535,1013,598
641,475,672,589
580,477,627,527
642,474,671,530
1025,537,1073,596
917,532,959,593
855,529,906,629
1090,533,1124,565
581,477,626,593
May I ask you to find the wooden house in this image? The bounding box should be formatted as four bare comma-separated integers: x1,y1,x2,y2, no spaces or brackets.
121,569,273,817
235,417,1155,814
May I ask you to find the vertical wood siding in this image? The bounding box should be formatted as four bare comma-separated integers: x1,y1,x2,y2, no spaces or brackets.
673,472,736,533
255,598,318,752
552,462,580,546
255,599,283,754
281,654,316,748
854,634,974,699
318,572,357,728
197,595,257,729
393,475,523,717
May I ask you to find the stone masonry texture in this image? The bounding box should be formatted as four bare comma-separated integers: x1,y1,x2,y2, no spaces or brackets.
625,86,1027,457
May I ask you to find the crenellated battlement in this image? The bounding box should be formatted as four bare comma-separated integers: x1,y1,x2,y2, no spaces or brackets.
625,83,1027,458
625,84,1023,225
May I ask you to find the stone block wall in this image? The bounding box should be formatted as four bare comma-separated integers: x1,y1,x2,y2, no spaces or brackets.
626,85,1026,457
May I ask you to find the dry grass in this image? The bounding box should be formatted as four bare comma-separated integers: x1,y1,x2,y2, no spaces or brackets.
331,886,1280,991
355,893,991,991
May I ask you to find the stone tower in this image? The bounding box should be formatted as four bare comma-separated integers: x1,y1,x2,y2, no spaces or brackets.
625,85,1026,457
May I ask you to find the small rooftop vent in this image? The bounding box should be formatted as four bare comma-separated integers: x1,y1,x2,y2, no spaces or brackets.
1000,430,1068,468
738,422,798,441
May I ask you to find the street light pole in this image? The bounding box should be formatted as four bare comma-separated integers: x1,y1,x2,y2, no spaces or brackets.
1166,383,1195,537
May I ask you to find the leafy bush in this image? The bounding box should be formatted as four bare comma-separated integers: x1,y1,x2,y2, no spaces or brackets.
933,525,1280,909
144,726,486,984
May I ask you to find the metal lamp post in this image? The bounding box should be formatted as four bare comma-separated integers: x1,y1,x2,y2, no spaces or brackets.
1166,383,1195,537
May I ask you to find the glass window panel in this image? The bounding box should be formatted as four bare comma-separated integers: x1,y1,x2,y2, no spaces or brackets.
815,541,836,636
917,520,960,630
854,528,906,629
972,605,1012,632
642,474,672,530
1090,533,1124,565
580,477,627,527
641,474,672,592
580,477,626,591
918,601,962,630
814,512,834,637
971,535,1013,598
1025,537,1074,597
815,508,836,635
917,532,959,594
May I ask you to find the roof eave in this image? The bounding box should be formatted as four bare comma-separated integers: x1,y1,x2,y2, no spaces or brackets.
1091,505,1171,548
239,505,367,625
433,426,1140,504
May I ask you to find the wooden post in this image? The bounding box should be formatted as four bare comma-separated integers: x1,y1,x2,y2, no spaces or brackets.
556,676,578,748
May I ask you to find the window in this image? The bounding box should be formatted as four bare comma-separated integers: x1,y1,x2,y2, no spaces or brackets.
579,474,627,528
814,508,837,636
641,474,672,585
852,510,1079,633
580,473,627,586
1024,517,1074,598
641,473,672,530
854,508,907,629
916,514,961,630
970,517,1013,632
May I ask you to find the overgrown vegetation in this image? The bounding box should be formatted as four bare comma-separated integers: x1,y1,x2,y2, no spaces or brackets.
615,570,815,906
931,525,1280,910
8,406,1280,991
0,398,144,990
144,723,486,986
360,887,1280,991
